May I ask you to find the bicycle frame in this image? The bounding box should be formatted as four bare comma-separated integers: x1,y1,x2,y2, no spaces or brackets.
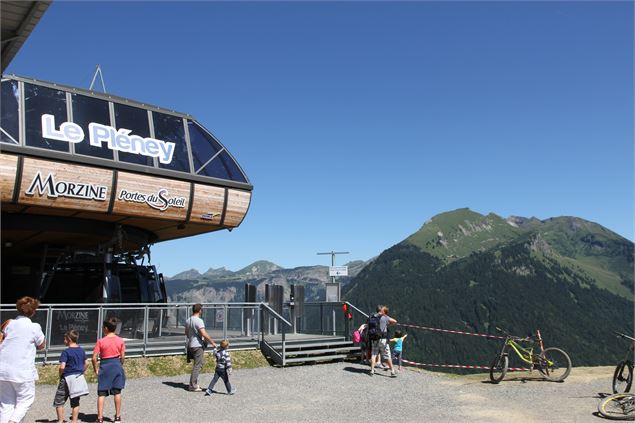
496,331,546,367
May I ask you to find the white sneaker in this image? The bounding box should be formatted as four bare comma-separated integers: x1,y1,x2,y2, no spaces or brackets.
229,388,237,395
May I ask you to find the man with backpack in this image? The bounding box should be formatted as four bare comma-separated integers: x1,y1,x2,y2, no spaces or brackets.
368,305,397,377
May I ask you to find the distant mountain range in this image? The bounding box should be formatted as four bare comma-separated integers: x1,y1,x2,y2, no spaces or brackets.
344,208,634,367
165,260,368,303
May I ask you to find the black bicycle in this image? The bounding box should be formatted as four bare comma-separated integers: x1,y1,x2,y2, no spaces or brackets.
613,332,635,394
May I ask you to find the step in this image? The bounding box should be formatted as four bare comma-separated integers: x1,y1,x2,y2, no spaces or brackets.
265,339,348,348
284,354,350,364
284,346,360,357
268,340,352,350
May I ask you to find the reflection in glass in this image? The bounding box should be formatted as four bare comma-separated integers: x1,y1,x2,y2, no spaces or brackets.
0,80,20,144
114,103,153,166
218,151,247,183
24,83,69,152
154,112,189,172
188,121,221,172
188,121,247,182
72,93,113,159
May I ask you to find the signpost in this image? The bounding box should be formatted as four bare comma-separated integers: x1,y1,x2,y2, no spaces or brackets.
329,266,348,277
317,250,349,335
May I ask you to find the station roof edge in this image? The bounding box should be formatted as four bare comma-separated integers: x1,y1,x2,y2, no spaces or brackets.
2,73,195,120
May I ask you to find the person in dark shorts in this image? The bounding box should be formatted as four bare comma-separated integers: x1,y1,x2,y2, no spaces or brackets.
92,318,125,423
53,330,88,423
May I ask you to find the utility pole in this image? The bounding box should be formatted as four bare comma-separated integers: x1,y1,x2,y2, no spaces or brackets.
317,251,349,335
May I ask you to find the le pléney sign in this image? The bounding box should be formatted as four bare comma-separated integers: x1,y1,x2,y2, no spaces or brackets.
41,114,176,164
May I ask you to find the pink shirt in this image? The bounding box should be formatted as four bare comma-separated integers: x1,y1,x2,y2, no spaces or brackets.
93,335,125,359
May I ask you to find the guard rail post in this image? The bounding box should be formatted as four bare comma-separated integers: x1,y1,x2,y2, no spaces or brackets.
259,305,264,346
281,314,286,367
44,305,52,363
97,306,103,339
320,303,324,335
143,305,149,357
344,304,350,341
223,304,228,340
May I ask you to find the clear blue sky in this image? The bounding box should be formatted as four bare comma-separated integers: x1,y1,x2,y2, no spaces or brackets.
6,1,633,277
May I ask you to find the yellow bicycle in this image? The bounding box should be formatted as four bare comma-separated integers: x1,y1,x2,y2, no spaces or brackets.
489,327,571,383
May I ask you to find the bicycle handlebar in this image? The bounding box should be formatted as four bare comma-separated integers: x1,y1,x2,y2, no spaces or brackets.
496,327,534,342
614,331,635,342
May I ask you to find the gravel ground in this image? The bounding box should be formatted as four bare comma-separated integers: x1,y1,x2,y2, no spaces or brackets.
24,363,614,422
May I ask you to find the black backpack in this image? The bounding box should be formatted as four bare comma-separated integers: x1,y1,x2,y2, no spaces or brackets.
367,314,382,341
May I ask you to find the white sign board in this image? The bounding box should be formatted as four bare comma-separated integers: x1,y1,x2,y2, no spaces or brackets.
329,266,348,277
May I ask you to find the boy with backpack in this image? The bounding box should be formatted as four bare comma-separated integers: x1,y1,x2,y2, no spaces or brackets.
368,305,397,377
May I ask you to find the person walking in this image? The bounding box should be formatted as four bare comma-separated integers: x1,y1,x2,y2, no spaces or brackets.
205,340,236,396
53,330,89,423
0,296,46,423
185,304,217,392
369,305,397,377
92,318,125,423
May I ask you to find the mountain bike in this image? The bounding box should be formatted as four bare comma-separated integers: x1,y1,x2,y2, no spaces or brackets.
489,327,571,383
598,393,635,421
613,332,635,394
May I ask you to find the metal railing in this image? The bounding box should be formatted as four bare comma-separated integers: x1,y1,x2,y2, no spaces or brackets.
259,303,293,366
0,300,369,365
0,302,261,364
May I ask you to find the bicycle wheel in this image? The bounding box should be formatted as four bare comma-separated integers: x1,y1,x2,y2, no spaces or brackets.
489,355,508,384
539,347,571,382
614,361,634,394
598,393,635,421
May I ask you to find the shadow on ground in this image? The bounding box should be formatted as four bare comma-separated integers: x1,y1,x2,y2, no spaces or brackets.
342,366,370,374
36,412,108,422
162,381,190,391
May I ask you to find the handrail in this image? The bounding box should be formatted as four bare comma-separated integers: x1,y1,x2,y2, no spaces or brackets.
345,301,368,318
260,302,292,327
0,302,262,307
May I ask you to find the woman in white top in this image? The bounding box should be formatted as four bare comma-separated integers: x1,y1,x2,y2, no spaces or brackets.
0,296,46,423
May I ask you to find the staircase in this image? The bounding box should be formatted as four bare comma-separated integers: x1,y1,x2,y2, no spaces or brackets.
261,335,361,366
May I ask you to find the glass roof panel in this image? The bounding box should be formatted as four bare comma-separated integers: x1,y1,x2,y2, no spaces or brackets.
154,112,190,173
0,80,20,145
71,93,113,160
114,103,154,167
24,83,69,152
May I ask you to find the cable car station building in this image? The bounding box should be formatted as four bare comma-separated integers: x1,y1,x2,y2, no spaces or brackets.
0,74,252,303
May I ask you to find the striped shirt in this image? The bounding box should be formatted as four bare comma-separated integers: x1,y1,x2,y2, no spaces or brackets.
214,348,232,370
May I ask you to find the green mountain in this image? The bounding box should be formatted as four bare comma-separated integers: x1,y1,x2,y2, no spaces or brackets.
344,208,634,369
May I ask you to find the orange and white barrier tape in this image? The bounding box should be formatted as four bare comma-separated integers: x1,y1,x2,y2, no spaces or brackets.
402,358,530,372
398,323,506,340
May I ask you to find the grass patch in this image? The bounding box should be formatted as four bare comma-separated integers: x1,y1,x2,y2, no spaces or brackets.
36,350,269,385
